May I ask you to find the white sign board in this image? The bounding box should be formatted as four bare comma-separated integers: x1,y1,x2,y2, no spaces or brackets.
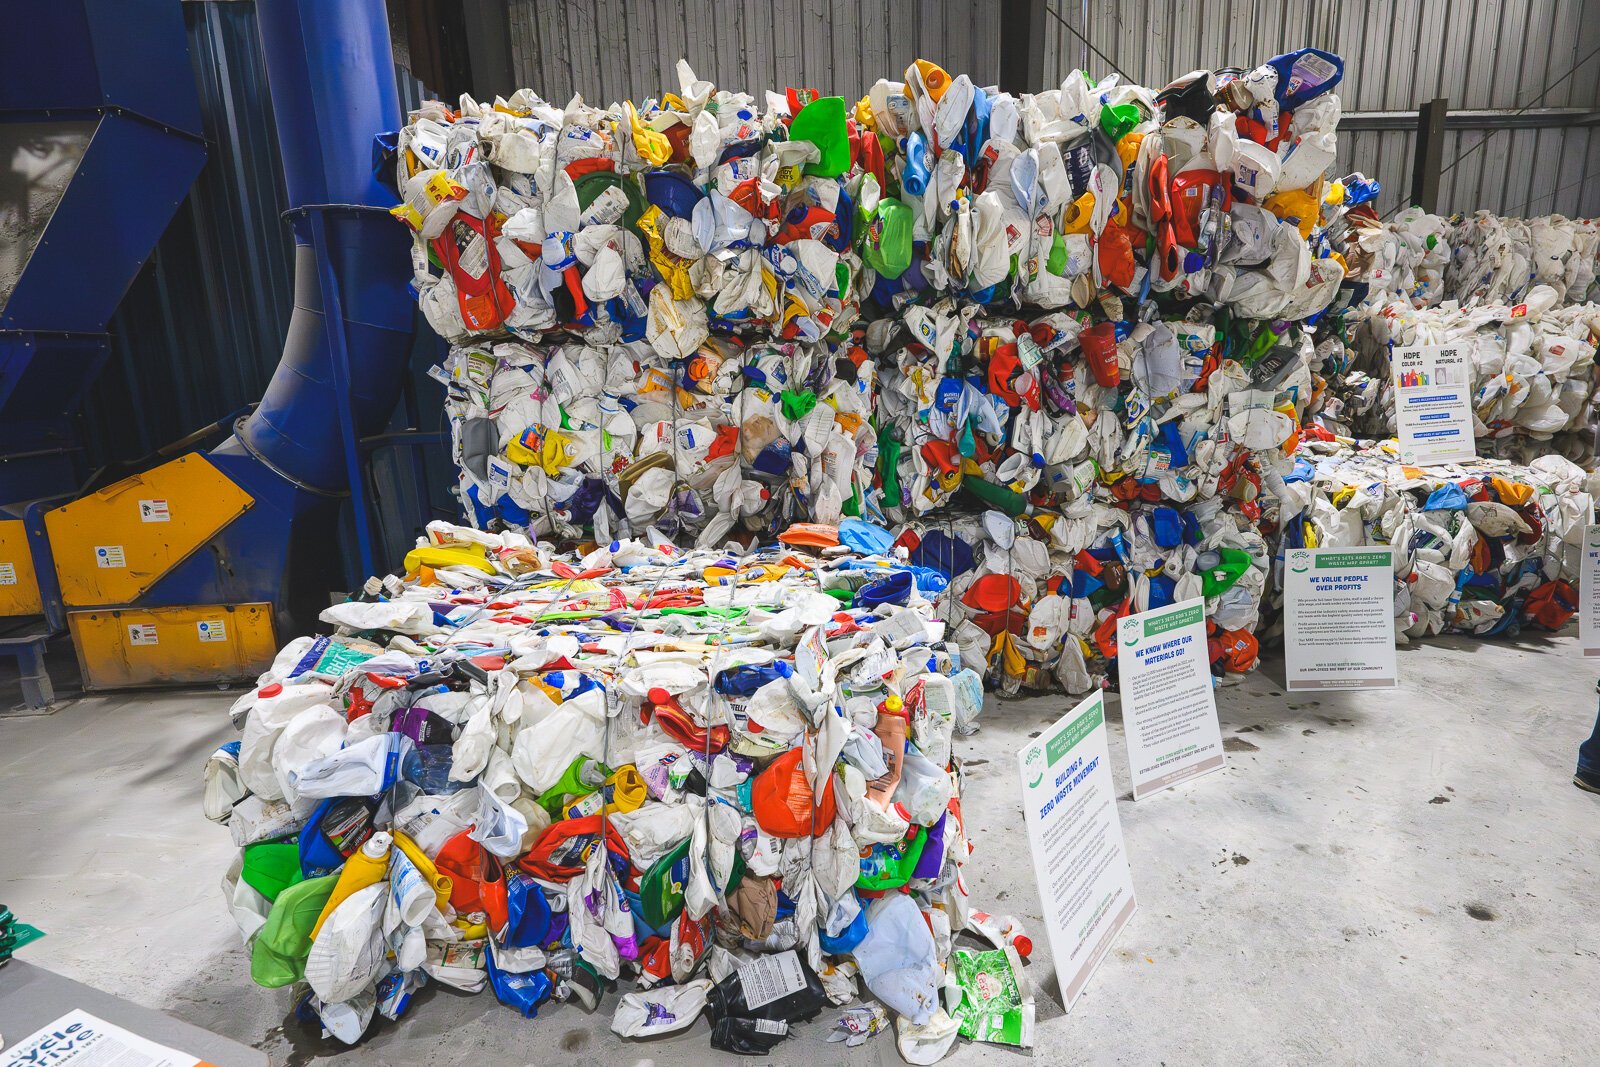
0,1010,201,1067
1018,691,1136,1014
1285,547,1399,689
1582,524,1600,656
1117,598,1225,800
1393,343,1476,465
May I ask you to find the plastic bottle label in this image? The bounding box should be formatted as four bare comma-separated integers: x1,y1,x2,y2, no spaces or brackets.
1292,52,1337,86
458,233,489,279
1016,334,1044,370
736,951,807,1009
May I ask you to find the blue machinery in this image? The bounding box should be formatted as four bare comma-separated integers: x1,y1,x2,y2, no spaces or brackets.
0,0,417,697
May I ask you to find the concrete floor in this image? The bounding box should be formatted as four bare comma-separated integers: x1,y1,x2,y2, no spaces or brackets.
2,633,1598,1066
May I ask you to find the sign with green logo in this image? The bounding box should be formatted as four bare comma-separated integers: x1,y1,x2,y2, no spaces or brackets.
1285,546,1397,691
1017,691,1134,1015
1117,597,1224,801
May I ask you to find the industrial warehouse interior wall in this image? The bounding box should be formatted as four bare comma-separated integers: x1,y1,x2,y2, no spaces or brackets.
497,0,1597,219
503,0,1003,104
1041,0,1600,219
81,0,454,576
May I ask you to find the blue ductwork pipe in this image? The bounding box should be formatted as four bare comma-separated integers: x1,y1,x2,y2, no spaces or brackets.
214,0,415,497
0,0,417,646
192,0,418,615
0,0,206,505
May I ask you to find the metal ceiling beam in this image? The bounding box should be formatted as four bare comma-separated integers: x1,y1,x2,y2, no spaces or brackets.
999,0,1046,96
1340,107,1600,131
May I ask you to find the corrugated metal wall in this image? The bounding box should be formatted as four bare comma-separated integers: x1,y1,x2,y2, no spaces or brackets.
1041,0,1600,217
502,0,1002,104
494,0,1596,219
87,0,454,574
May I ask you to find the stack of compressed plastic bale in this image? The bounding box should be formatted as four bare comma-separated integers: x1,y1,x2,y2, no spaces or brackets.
1329,208,1599,310
1329,202,1453,308
1445,212,1600,307
208,518,1054,1059
1312,291,1600,465
395,66,881,539
1282,203,1600,644
435,333,879,543
396,49,1357,697
1273,440,1599,641
851,52,1352,693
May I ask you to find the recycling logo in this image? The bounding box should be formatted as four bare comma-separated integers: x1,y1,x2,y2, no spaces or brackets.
1121,616,1141,647
1024,745,1044,789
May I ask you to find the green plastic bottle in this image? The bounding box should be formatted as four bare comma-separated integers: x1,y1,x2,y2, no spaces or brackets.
250,872,339,988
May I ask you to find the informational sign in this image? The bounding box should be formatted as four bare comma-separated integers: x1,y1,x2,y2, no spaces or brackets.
1582,524,1600,656
95,545,126,568
1393,343,1476,465
197,618,227,643
128,623,158,646
1117,598,1225,800
1285,547,1399,689
1018,691,1136,1013
138,498,170,522
0,561,15,585
0,1010,201,1067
